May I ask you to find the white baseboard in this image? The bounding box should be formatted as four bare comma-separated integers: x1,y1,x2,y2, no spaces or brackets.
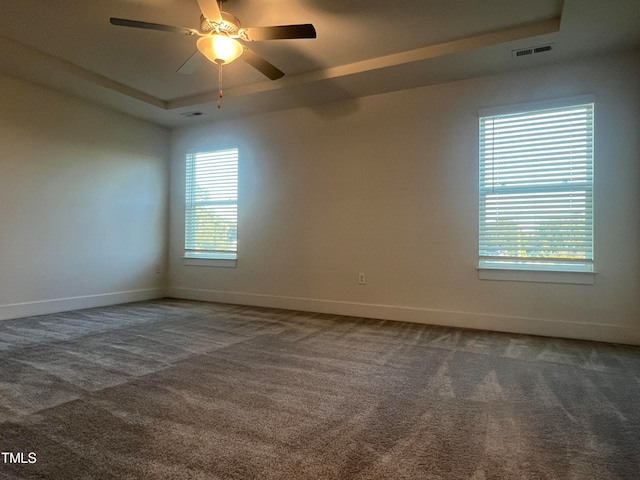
0,288,166,321
168,287,640,346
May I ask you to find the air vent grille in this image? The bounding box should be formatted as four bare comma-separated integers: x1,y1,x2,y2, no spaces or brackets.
534,45,553,53
516,48,533,57
512,43,554,59
180,112,204,117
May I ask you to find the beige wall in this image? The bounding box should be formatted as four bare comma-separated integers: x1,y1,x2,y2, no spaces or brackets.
0,74,169,319
169,51,640,345
2,50,636,343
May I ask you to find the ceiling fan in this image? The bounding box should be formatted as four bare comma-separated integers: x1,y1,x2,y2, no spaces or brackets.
110,0,316,106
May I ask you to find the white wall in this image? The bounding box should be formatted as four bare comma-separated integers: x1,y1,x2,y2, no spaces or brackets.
170,50,640,345
0,74,169,319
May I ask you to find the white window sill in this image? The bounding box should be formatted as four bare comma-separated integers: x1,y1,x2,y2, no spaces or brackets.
477,267,595,285
183,257,237,268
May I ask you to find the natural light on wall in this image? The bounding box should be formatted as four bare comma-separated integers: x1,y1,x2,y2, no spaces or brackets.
478,99,594,274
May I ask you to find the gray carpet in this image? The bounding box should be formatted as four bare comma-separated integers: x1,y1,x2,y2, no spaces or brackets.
0,299,638,479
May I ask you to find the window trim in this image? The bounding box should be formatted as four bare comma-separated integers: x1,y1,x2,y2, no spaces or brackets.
477,266,595,285
182,257,237,268
477,95,596,282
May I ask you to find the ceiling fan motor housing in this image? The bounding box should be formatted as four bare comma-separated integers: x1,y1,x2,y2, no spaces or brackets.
200,12,240,35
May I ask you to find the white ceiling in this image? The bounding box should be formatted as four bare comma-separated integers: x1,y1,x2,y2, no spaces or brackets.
0,0,638,127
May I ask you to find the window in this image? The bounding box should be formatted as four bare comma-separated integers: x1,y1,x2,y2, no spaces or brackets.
185,148,238,265
478,99,594,276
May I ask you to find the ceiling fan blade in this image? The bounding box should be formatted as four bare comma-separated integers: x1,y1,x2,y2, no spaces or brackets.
177,51,205,74
110,18,196,36
196,0,222,23
241,48,284,80
240,24,317,41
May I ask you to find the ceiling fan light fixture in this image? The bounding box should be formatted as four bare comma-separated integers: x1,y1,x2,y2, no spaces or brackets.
197,35,243,64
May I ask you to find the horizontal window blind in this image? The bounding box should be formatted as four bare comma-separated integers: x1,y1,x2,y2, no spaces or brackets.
479,103,594,271
185,149,238,259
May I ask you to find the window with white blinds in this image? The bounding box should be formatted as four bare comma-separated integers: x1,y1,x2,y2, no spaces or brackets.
185,149,238,260
479,101,594,272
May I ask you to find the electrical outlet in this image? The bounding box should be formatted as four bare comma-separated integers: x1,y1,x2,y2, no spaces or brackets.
358,272,366,285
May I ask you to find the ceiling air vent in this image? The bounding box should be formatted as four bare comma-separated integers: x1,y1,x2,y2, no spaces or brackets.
512,43,554,59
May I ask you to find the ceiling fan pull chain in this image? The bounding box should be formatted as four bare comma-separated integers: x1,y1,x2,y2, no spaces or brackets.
217,61,223,109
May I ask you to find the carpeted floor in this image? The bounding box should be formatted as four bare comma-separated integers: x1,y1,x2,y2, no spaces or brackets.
0,299,639,479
